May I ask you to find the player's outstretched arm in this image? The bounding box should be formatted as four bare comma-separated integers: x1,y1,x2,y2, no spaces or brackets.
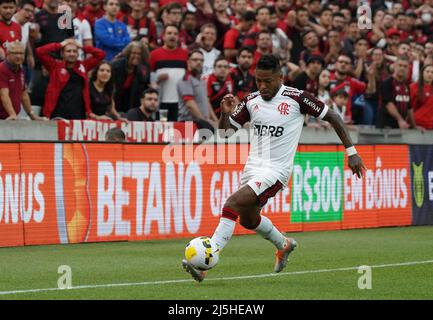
322,108,367,178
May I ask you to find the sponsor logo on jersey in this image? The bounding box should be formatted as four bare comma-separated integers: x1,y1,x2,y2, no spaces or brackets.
255,181,262,189
254,124,284,137
282,88,302,97
303,97,321,113
277,102,290,115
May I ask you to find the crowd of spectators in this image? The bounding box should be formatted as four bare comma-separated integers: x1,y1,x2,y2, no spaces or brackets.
0,0,432,130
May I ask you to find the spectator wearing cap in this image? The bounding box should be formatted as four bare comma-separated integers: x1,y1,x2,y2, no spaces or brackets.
126,87,160,122
376,56,417,129
94,0,131,61
223,10,255,63
292,55,323,96
329,54,376,125
230,46,257,100
0,42,45,120
385,28,401,57
36,39,106,119
149,24,188,121
177,49,217,131
111,41,150,114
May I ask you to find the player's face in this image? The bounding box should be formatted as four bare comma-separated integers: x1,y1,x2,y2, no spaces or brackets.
255,69,282,101
0,2,16,21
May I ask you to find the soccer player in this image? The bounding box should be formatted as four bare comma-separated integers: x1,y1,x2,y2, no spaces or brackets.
182,54,366,282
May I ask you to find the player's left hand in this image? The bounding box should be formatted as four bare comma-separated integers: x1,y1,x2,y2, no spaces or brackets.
348,154,367,178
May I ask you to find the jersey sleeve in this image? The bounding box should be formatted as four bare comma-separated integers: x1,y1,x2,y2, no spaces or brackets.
177,79,194,102
298,90,329,119
229,97,251,129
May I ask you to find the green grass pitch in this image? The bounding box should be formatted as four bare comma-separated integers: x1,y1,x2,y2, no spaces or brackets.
0,225,433,300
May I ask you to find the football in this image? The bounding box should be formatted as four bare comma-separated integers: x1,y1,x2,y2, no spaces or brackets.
184,236,220,270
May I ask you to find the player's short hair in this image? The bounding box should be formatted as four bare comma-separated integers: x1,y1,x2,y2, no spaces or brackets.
141,87,159,98
237,46,254,57
105,128,126,142
256,54,281,73
0,0,17,4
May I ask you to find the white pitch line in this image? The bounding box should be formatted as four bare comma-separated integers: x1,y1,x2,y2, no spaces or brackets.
1,259,432,296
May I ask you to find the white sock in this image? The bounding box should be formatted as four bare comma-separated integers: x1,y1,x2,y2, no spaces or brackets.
254,215,287,250
211,217,236,251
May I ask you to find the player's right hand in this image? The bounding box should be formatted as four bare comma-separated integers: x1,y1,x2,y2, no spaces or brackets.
348,154,367,179
220,94,236,114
